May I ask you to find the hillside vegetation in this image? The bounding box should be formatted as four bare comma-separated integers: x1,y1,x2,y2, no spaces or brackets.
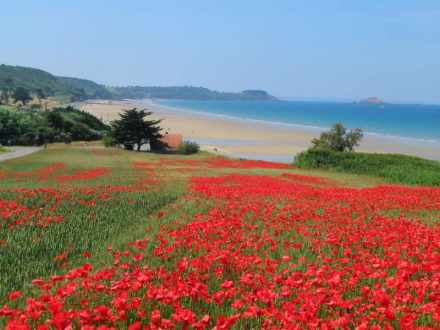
0,106,109,146
0,65,109,101
56,76,114,100
0,64,276,101
111,86,277,100
295,149,440,186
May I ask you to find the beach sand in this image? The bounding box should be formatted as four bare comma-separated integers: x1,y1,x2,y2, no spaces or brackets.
78,99,440,162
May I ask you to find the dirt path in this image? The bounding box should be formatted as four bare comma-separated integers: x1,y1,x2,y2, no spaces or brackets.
0,147,42,162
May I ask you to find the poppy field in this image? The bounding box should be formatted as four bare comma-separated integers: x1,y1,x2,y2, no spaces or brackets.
0,145,439,329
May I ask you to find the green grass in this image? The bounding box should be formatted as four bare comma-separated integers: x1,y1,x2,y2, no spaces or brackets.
0,145,438,328
0,145,414,301
0,145,388,303
0,145,187,300
294,149,440,186
0,144,384,302
0,189,180,300
0,146,8,153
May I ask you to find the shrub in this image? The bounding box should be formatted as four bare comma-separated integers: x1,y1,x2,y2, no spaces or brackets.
57,132,72,144
294,149,440,186
178,141,200,155
0,106,108,146
311,123,363,152
102,133,115,148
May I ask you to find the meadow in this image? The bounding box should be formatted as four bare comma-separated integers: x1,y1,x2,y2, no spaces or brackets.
295,149,440,186
0,144,439,329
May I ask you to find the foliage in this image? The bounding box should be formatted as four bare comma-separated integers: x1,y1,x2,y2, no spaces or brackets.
0,147,439,328
1,64,277,102
12,87,32,105
311,123,363,152
102,133,116,148
57,76,113,100
0,106,108,146
54,106,109,131
111,85,277,100
0,89,10,105
0,64,112,101
110,108,165,151
295,148,440,186
177,140,200,155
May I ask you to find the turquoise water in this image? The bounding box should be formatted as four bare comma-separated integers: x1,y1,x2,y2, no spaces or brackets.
158,99,440,144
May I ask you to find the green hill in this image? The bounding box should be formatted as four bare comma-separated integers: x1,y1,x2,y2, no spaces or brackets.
0,64,277,101
0,64,111,101
57,76,113,99
0,64,70,96
111,86,277,100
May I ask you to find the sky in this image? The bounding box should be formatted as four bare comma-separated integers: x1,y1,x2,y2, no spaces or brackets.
1,0,440,104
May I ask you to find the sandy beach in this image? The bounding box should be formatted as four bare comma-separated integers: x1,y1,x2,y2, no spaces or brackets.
78,99,440,162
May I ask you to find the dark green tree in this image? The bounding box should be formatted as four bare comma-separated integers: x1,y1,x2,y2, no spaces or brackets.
0,110,20,145
0,77,15,105
0,88,9,105
47,111,65,130
35,89,46,105
311,123,363,152
110,108,165,151
12,87,32,106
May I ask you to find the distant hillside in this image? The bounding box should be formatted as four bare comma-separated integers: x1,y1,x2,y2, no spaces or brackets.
57,76,113,99
0,64,277,101
0,64,70,96
0,64,110,101
111,86,277,101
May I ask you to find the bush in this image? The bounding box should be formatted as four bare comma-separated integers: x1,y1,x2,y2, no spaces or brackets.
102,133,115,148
311,123,363,152
58,132,72,144
294,149,440,186
177,141,200,155
0,106,108,146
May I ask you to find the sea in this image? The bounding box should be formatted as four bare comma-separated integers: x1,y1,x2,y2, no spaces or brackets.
158,99,440,147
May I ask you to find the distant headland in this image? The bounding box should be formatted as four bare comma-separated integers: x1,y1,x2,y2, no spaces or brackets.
0,64,277,102
359,97,385,105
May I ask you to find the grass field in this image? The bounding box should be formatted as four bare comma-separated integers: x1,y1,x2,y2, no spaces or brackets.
0,144,439,329
295,149,440,186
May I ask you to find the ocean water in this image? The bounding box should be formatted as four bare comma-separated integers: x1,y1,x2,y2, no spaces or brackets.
158,99,440,145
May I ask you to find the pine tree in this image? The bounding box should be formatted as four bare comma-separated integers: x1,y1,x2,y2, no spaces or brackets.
110,108,166,151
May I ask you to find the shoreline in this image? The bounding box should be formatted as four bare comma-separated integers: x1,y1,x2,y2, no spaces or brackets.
78,99,440,162
154,99,440,146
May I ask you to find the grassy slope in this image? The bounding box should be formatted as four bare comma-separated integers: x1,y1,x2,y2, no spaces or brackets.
295,149,440,186
0,64,111,100
0,65,68,94
1,145,439,328
0,145,384,301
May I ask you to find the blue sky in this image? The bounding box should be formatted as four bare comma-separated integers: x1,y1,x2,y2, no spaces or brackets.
1,1,439,103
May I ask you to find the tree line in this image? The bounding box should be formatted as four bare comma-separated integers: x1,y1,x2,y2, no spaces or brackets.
0,106,108,146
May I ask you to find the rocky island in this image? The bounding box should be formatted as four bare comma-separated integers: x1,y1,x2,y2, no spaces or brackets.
359,97,385,105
